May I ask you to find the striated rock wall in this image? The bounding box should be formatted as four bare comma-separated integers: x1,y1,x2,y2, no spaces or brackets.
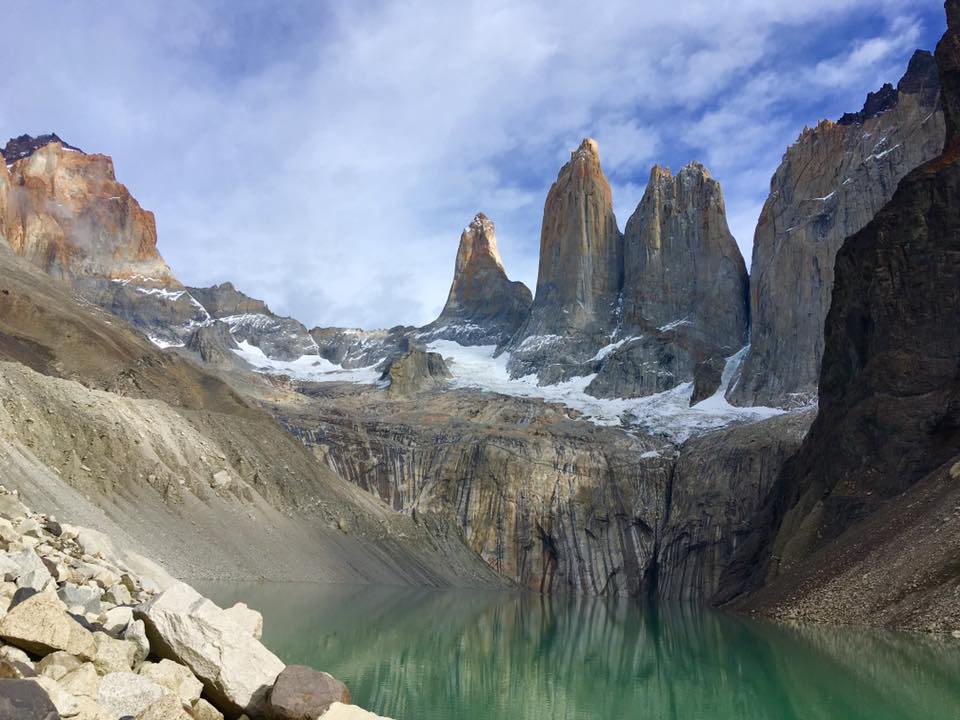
280,391,673,596
657,412,813,601
419,213,532,346
729,51,945,407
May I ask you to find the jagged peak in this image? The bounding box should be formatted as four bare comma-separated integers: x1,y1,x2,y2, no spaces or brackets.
838,47,940,126
937,0,960,146
647,161,713,187
459,212,505,272
1,133,85,164
571,137,600,162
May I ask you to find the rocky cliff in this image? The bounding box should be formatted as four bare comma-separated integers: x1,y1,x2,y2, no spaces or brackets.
0,137,176,284
419,213,532,346
587,162,749,400
729,50,945,407
723,4,960,631
620,163,748,349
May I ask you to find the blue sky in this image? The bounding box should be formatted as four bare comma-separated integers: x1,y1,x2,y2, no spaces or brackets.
0,0,946,328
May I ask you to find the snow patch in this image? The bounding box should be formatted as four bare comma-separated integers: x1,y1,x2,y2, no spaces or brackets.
231,341,379,383
427,340,785,442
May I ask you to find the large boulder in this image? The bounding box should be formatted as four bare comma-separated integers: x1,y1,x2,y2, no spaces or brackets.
222,603,263,640
136,582,284,717
267,665,350,720
0,678,60,720
138,659,202,705
1,549,54,592
97,672,166,718
0,592,96,659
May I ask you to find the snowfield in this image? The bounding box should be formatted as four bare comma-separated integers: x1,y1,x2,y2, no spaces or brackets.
231,341,381,383
426,340,786,442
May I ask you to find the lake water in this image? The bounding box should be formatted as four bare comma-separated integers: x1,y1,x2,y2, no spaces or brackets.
196,582,960,720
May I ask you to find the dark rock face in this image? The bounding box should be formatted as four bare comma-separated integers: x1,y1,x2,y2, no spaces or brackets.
690,356,725,406
729,51,945,407
657,412,812,602
0,678,59,720
724,7,960,630
2,132,83,163
380,347,451,396
267,665,350,720
586,332,709,399
620,163,748,351
419,213,532,346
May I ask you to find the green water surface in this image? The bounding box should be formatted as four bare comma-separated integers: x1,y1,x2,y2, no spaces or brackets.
196,582,960,720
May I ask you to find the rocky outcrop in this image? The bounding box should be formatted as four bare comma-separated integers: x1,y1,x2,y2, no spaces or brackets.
419,213,532,346
379,347,451,396
724,7,960,631
309,327,411,370
0,486,393,719
2,133,84,164
0,137,176,284
729,50,945,407
138,582,285,717
507,138,622,377
184,321,244,369
620,163,748,352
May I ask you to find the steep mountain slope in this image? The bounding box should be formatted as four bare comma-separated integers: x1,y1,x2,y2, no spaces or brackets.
0,243,504,588
729,50,945,407
722,5,960,630
419,213,532,346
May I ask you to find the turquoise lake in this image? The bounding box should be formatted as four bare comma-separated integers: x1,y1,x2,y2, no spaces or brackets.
196,582,960,720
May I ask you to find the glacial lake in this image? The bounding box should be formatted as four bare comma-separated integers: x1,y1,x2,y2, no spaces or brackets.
196,582,960,720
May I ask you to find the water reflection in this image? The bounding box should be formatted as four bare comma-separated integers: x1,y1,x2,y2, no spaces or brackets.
196,582,960,720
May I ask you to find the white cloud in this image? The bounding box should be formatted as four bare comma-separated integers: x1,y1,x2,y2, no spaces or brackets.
0,0,944,327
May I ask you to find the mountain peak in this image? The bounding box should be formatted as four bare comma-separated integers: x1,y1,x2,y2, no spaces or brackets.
838,48,940,126
1,133,84,164
572,137,600,161
421,214,532,346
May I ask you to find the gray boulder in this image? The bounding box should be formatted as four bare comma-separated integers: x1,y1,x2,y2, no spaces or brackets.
0,677,59,719
267,665,350,720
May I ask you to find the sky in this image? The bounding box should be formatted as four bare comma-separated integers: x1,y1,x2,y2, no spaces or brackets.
0,0,947,329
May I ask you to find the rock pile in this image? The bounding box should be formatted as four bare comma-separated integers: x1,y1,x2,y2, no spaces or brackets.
0,485,390,720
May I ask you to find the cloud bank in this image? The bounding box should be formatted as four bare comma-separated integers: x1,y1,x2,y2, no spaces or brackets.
0,0,945,328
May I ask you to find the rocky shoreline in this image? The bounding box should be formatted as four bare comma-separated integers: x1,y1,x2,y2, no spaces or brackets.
0,485,391,720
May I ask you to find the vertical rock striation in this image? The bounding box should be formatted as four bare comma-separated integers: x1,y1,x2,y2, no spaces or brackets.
419,213,532,346
729,50,945,407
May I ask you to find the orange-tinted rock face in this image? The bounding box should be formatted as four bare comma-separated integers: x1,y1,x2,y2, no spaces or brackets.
1,141,177,285
421,213,532,346
518,138,622,338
